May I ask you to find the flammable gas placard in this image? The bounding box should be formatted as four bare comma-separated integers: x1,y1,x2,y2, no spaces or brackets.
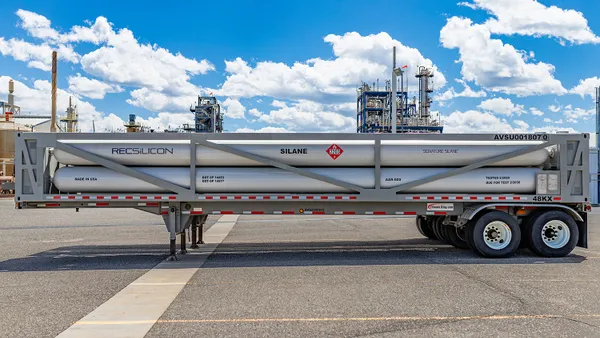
426,203,454,211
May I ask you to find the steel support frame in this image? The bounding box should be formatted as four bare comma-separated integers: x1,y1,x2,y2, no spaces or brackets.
14,132,590,204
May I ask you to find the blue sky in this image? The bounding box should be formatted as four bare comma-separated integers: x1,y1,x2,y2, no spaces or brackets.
0,0,599,134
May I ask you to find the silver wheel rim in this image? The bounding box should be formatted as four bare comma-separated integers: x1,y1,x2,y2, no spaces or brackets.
541,220,570,249
483,221,512,250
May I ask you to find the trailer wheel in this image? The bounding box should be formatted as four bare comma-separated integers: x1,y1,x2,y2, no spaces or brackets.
526,210,579,257
416,216,437,240
444,224,470,250
433,217,450,244
470,211,521,258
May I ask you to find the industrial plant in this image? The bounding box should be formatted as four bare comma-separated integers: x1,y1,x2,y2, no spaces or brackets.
356,47,442,134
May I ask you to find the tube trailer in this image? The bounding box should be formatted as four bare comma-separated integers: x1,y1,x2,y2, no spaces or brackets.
13,132,592,259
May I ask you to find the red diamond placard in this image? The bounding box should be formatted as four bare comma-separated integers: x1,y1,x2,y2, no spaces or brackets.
326,144,343,160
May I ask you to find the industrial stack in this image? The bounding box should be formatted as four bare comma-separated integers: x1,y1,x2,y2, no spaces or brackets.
0,80,25,180
356,47,442,134
51,140,552,193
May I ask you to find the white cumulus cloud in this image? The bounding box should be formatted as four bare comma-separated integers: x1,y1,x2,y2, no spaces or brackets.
529,107,544,116
440,16,566,96
257,100,355,132
216,32,446,103
478,97,525,116
0,37,79,71
459,0,600,45
68,73,123,99
435,78,487,101
569,77,600,99
221,98,246,119
234,126,291,133
16,9,60,40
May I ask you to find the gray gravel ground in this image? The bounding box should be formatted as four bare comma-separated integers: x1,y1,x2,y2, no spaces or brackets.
2,200,600,338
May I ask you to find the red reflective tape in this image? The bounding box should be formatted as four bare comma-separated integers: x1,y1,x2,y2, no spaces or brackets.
205,196,213,200
277,196,285,200
553,197,562,201
320,196,328,200
46,203,59,207
82,196,90,200
96,203,109,207
456,196,463,200
441,196,449,200
513,196,521,200
342,211,355,215
427,196,434,200
335,196,343,200
434,212,447,215
373,211,387,215
251,211,264,214
147,203,159,207
263,196,271,200
499,196,507,200
349,196,357,200
306,196,314,200
190,211,203,215
97,196,104,199
292,196,299,199
111,196,119,200
140,196,147,200
469,196,478,200
404,211,417,215
125,196,133,200
234,196,242,200
282,211,295,215
219,196,227,200
412,196,420,200
161,211,169,215
168,196,177,200
67,196,75,200
154,196,162,200
53,196,61,200
249,196,256,200
312,211,325,215
484,196,492,200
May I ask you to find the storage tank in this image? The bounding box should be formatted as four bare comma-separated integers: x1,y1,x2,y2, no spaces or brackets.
0,127,18,176
53,166,541,194
52,140,551,167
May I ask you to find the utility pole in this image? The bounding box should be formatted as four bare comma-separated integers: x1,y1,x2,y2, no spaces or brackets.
51,51,57,132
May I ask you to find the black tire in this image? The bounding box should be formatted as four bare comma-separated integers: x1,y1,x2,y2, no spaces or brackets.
433,217,450,244
470,211,521,258
526,210,579,257
519,210,544,249
416,216,437,240
444,224,470,250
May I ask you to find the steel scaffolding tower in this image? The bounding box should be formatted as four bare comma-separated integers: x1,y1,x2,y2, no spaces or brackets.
190,96,223,133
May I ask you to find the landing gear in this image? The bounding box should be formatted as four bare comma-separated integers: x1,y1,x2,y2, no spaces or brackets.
164,211,208,260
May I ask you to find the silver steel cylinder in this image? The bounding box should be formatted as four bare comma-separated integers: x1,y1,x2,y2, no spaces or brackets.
53,166,541,194
52,140,550,167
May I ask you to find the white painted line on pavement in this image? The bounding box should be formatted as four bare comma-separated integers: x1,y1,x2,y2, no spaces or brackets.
56,215,238,338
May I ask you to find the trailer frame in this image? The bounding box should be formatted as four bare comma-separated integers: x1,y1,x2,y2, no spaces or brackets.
13,131,592,259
